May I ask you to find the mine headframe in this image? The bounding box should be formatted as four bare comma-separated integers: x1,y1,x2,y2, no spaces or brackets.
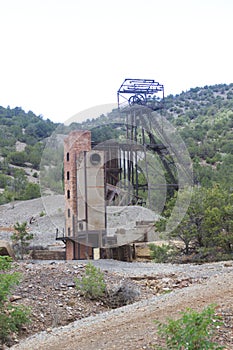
117,78,164,110
116,78,180,206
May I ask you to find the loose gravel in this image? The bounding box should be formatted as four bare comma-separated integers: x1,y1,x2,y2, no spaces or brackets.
10,259,233,350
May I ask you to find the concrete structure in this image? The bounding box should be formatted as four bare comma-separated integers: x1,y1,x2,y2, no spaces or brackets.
60,129,159,261
63,130,106,259
0,240,16,259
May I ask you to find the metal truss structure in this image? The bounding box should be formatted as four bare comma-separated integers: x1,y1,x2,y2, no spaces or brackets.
113,79,182,209
117,78,164,110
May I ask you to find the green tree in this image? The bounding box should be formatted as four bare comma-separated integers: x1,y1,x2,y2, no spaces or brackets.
22,183,40,200
0,190,13,205
149,243,174,263
11,168,27,199
202,186,233,253
24,142,44,169
11,222,33,259
156,185,233,258
7,151,26,166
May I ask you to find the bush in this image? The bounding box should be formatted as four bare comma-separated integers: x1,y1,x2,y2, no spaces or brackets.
22,183,40,200
155,305,224,350
75,263,141,308
0,190,14,205
0,256,30,345
190,247,233,263
7,151,26,166
149,243,174,263
75,262,106,298
11,222,33,259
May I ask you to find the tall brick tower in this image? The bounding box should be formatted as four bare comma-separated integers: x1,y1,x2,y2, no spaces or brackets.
63,130,106,260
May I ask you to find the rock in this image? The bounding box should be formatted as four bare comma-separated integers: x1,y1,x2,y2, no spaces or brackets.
161,277,172,283
10,295,22,302
67,282,75,288
224,262,232,267
0,240,16,259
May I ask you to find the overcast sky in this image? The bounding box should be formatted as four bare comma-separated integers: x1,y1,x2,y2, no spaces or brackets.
1,0,233,123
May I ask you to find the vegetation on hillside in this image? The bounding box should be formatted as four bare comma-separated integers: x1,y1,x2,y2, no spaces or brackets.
0,84,233,261
0,106,57,203
65,83,233,191
0,256,30,346
1,84,232,198
153,84,233,261
155,184,233,261
166,84,233,190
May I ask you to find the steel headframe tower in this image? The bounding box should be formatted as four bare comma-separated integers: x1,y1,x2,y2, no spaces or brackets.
117,78,164,110
115,78,179,209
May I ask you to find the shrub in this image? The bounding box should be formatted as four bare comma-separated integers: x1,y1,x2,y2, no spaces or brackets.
75,262,106,298
11,222,33,259
155,304,224,350
149,243,174,263
22,183,40,200
0,256,30,345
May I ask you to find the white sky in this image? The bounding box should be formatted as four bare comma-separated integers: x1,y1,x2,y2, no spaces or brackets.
1,0,233,123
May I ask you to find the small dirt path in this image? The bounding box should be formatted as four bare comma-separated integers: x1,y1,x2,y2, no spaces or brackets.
12,268,233,350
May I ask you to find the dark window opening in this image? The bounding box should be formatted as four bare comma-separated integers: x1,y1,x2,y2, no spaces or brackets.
68,208,70,217
67,171,70,180
66,152,70,161
67,190,70,199
68,227,71,236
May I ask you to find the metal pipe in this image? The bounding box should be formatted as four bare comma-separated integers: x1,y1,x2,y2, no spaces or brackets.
83,151,88,252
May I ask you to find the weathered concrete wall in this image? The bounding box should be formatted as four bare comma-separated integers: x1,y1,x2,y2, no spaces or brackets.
76,150,106,244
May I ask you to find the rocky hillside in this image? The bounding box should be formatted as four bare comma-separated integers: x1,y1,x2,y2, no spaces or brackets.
0,195,158,249
0,107,58,204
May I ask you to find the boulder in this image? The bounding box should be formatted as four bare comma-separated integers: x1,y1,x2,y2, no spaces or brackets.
0,240,16,259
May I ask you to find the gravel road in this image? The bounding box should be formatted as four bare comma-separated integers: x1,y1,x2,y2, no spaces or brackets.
11,259,233,350
88,258,232,278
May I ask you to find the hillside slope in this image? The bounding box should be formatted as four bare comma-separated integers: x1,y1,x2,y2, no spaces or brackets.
79,83,233,189
0,106,58,203
0,83,233,205
0,195,158,249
